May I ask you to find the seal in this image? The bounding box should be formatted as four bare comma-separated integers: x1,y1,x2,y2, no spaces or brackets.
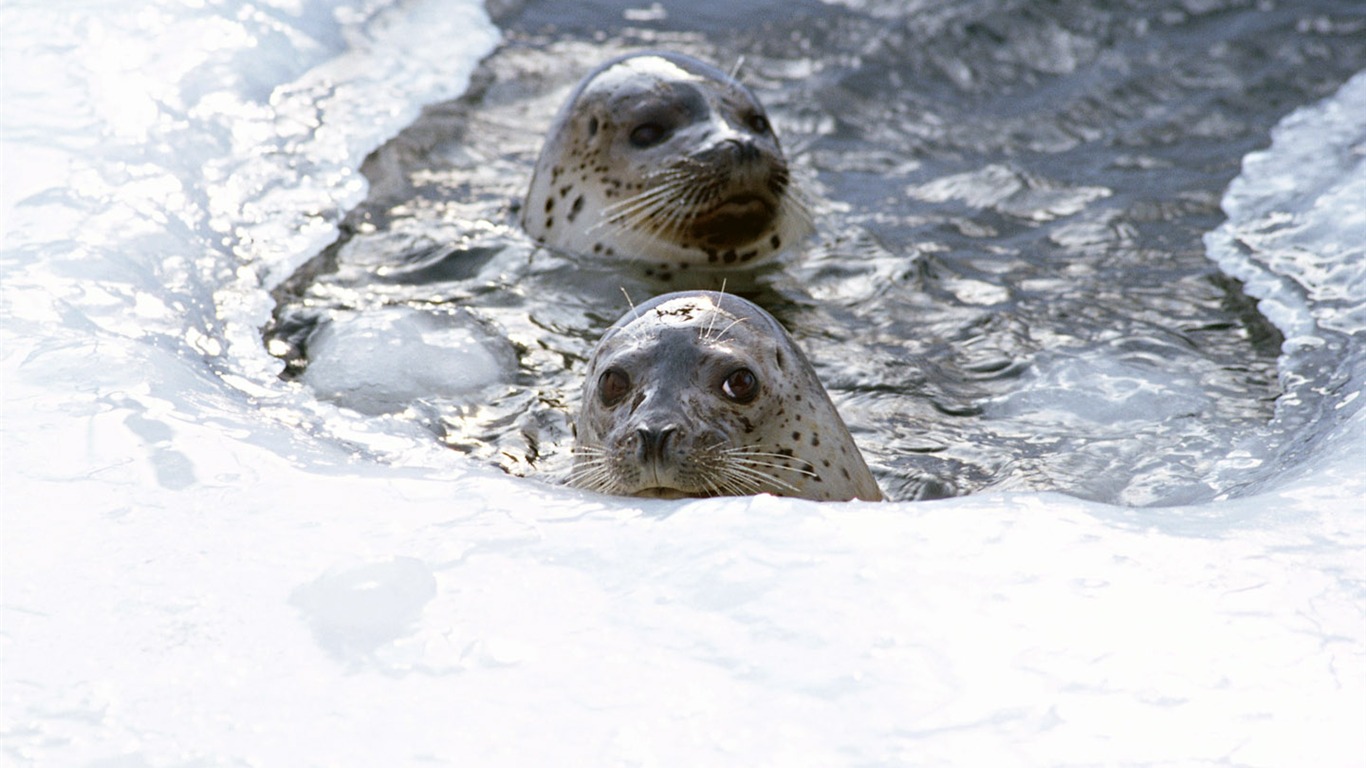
570,291,883,502
522,51,812,271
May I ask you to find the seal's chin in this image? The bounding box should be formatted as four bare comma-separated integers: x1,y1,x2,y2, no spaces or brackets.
635,486,700,500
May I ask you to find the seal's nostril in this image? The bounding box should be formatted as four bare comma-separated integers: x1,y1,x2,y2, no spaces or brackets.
724,137,761,163
636,424,679,463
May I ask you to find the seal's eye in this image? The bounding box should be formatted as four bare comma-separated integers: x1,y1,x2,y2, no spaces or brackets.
629,122,669,148
721,368,759,404
599,368,630,407
747,114,771,135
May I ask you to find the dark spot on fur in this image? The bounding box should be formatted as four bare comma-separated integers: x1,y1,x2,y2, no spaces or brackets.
770,234,781,249
739,250,757,262
588,116,599,136
792,431,801,441
559,185,572,198
567,195,584,223
811,434,821,447
722,250,738,264
544,198,554,213
842,468,852,480
775,350,786,370
544,216,554,229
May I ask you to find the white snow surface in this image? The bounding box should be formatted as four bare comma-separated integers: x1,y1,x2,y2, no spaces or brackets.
2,2,1363,766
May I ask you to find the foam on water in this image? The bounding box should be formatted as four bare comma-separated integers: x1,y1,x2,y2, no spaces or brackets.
2,1,1363,765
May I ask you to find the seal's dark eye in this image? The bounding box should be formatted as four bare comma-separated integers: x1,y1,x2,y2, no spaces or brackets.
721,368,759,403
599,368,630,407
748,114,770,134
629,122,668,148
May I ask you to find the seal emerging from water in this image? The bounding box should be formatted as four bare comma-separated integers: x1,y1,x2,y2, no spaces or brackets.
523,51,812,270
571,291,882,502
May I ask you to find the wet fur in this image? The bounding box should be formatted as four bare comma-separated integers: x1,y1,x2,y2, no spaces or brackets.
571,291,882,502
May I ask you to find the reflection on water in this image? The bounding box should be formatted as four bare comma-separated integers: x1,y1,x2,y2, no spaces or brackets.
268,0,1366,504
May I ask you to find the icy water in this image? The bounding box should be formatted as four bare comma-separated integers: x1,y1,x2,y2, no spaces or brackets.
3,0,1364,765
271,0,1364,504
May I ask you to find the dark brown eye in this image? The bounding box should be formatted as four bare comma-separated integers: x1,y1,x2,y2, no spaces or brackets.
629,122,668,148
748,114,770,134
598,368,630,406
721,368,759,403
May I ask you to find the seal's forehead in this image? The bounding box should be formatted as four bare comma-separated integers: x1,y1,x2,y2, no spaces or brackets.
593,55,707,91
645,294,732,328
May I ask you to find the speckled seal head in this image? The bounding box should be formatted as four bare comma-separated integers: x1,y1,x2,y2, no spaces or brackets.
571,291,882,502
522,51,812,270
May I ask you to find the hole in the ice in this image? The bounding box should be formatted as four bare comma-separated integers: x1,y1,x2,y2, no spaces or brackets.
252,0,1366,507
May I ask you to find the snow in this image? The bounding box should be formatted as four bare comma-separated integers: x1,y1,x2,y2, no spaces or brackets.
2,1,1363,765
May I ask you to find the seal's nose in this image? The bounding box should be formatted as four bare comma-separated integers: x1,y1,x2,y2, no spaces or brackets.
636,424,679,463
725,137,761,164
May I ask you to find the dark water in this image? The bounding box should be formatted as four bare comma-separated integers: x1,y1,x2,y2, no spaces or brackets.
268,0,1366,504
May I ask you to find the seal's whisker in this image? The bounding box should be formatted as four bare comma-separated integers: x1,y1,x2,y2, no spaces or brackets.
619,287,640,322
719,447,804,459
720,448,819,479
570,466,621,495
599,179,690,217
701,305,721,344
597,179,691,217
604,192,696,240
728,55,746,81
720,463,802,495
698,472,729,498
703,464,752,496
703,315,748,344
790,177,819,225
595,184,692,233
567,459,610,481
732,453,814,478
654,183,705,239
728,454,818,479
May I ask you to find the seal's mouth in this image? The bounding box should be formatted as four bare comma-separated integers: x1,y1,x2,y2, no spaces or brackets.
688,193,777,250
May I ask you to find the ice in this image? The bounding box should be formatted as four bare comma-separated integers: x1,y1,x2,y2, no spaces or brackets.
1206,71,1366,338
302,307,516,415
1,1,1363,766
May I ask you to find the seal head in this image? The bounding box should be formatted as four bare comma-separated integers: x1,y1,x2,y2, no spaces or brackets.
571,291,882,502
523,52,812,269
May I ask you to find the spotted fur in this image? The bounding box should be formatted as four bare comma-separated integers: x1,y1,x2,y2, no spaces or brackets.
523,52,813,268
571,291,882,502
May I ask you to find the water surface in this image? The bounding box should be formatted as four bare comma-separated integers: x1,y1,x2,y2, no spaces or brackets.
270,0,1366,504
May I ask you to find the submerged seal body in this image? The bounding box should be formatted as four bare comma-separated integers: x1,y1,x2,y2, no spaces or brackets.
571,291,882,502
523,51,812,270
